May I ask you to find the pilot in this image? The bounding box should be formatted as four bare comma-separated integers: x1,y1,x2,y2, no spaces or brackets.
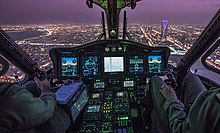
0,78,71,133
150,73,220,133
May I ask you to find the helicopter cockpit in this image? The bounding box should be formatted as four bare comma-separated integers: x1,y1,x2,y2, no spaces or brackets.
0,0,220,133
48,1,171,132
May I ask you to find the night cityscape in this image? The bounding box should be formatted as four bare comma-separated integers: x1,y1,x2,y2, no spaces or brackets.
0,0,219,82
0,1,220,133
0,23,219,82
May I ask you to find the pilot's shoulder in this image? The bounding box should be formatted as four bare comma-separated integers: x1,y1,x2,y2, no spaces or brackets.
197,89,220,101
0,83,15,94
0,83,27,95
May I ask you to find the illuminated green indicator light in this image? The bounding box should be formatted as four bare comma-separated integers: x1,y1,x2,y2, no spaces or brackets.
96,80,101,82
125,78,131,80
121,41,131,45
118,116,129,120
123,47,127,52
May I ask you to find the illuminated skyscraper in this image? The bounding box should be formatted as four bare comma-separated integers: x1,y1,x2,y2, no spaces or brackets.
161,20,169,42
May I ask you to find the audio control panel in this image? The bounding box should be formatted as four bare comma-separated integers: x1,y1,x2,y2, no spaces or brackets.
80,90,135,133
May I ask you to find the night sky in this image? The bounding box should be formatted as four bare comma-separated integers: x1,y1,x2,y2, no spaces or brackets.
0,0,219,25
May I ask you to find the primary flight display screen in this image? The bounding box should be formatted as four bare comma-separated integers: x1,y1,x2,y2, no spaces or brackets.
104,57,124,72
148,55,163,74
129,56,144,74
83,56,99,76
61,57,78,77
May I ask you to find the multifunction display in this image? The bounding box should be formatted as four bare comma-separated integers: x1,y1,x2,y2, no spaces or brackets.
50,40,170,79
104,57,124,72
58,55,165,78
83,56,99,76
61,57,78,77
148,55,163,74
128,56,144,74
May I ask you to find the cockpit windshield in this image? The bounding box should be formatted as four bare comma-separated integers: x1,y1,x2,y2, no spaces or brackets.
0,0,219,82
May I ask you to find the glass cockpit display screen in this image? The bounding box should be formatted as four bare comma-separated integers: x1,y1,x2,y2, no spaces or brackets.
83,56,99,76
61,57,78,77
148,55,163,74
129,56,144,74
104,57,124,72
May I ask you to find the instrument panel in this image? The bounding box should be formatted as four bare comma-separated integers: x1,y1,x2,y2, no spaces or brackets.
50,40,170,80
50,40,170,132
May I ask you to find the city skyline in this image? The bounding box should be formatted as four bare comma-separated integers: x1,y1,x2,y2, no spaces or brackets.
0,0,219,25
0,23,219,83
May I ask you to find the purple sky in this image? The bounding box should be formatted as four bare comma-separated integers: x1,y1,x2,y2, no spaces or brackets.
0,0,219,25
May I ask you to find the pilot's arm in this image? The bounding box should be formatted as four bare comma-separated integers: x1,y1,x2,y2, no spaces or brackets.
0,78,57,131
24,78,57,127
160,84,187,133
160,84,220,133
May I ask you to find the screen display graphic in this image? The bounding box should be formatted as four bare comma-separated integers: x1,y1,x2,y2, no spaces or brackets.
148,55,163,74
83,56,99,76
129,56,144,74
87,105,101,113
92,93,100,98
104,57,124,72
61,57,78,77
94,82,105,89
124,81,134,87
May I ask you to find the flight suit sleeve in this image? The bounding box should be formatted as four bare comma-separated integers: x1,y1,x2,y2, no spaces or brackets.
13,86,57,129
163,97,187,133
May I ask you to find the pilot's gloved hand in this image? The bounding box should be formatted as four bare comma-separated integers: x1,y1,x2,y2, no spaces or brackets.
159,83,177,99
34,77,51,93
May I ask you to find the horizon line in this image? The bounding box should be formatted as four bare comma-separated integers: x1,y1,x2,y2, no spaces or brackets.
0,22,207,26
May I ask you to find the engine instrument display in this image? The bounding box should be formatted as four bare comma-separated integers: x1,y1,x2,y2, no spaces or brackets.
61,57,78,77
83,56,99,76
128,56,144,74
104,57,124,72
148,55,163,74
